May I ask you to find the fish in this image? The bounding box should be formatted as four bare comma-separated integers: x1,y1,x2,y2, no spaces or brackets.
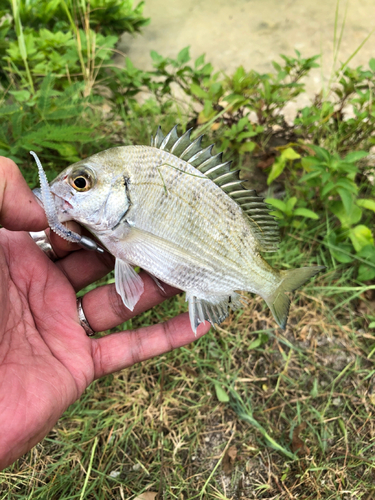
32,126,325,333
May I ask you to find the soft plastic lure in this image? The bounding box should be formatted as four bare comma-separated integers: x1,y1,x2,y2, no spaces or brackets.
30,151,104,254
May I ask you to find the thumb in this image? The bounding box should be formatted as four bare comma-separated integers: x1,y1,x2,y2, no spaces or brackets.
0,156,48,231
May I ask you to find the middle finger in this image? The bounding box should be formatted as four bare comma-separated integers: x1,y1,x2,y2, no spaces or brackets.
55,248,114,291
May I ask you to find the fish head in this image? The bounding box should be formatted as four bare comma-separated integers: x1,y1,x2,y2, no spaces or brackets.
50,151,130,233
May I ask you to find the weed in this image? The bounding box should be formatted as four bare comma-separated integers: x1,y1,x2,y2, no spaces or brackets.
1,2,375,497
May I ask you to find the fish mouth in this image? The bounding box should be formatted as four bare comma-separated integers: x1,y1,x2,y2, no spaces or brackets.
48,191,75,217
49,186,74,209
62,198,74,210
55,193,73,209
32,187,73,210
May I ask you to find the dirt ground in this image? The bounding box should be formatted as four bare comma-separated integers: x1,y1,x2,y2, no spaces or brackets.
118,0,375,115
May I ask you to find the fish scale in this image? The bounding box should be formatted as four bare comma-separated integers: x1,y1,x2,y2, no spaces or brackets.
42,126,325,332
129,148,258,269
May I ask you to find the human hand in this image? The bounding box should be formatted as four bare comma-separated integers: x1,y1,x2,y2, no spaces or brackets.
0,157,210,470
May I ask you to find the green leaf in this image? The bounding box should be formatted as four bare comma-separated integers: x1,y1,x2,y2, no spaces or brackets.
369,321,375,328
150,50,163,64
337,188,353,215
214,384,229,403
299,170,322,183
293,208,319,219
357,199,375,212
265,198,287,212
248,333,269,350
330,200,362,228
335,178,358,194
37,74,56,118
301,156,323,170
310,378,319,398
349,225,374,252
357,244,375,281
50,142,79,160
281,147,300,160
9,90,30,102
356,244,375,281
177,46,190,65
344,151,368,163
358,263,375,282
309,144,331,162
286,196,297,212
357,244,375,261
370,57,375,72
239,141,256,154
267,156,286,185
330,243,355,263
190,83,208,99
270,210,284,219
195,53,205,68
321,181,336,197
0,104,20,116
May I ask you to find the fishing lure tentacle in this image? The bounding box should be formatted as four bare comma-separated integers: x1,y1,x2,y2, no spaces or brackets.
30,151,104,254
30,151,82,243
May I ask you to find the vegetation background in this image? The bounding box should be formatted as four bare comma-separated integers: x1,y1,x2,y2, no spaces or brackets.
1,0,375,498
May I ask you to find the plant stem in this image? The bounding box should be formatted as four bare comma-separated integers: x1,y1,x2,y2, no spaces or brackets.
10,0,34,93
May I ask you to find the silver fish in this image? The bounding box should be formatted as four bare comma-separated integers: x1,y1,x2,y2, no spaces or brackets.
33,126,324,333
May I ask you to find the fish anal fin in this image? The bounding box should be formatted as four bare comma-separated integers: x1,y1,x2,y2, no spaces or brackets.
115,258,144,311
186,293,243,334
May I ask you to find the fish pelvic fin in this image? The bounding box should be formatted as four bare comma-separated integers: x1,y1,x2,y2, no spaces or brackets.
115,258,144,311
265,266,325,330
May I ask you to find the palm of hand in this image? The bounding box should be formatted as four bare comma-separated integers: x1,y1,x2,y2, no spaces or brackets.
0,230,94,466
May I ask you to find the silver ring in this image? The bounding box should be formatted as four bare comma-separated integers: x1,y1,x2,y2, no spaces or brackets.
29,230,59,261
77,297,95,336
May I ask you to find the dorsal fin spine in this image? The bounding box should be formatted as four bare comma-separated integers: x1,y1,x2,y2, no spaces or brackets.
189,145,214,167
151,126,280,252
170,128,193,156
197,152,224,173
180,135,203,161
160,125,178,151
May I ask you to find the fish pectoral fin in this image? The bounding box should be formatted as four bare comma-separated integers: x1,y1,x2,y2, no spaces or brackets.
120,227,215,275
115,258,144,311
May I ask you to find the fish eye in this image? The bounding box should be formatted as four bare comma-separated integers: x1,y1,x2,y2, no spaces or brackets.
69,167,95,192
73,176,87,189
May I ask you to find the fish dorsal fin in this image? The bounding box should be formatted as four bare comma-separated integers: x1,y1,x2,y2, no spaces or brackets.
151,126,279,252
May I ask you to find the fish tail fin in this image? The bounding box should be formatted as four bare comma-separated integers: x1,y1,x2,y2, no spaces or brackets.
265,266,325,329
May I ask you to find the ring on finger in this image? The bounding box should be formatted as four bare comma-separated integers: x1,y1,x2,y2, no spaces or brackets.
77,296,96,336
29,230,59,262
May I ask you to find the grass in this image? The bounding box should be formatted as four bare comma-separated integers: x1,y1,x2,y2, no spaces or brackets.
1,2,375,496
1,231,374,499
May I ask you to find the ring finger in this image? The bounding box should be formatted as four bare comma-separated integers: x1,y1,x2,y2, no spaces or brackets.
79,272,182,332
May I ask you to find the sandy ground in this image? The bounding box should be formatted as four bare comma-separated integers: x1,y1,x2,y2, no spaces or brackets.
118,0,375,102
